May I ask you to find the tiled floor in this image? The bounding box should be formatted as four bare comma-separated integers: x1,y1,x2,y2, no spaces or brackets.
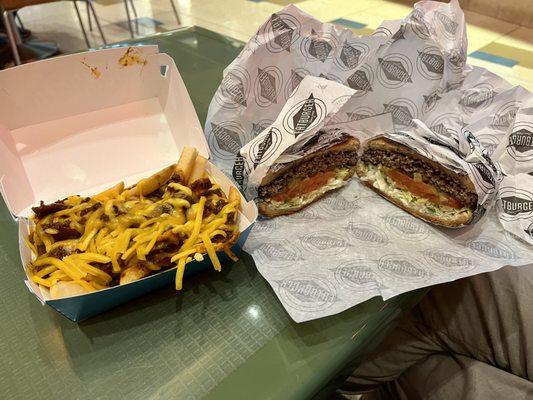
10,0,533,90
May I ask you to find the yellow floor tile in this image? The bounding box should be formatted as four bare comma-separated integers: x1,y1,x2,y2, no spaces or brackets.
495,26,533,53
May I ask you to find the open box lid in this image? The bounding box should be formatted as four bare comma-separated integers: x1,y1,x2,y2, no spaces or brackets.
0,46,210,218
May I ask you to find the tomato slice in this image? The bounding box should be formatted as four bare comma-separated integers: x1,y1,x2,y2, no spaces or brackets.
271,170,336,202
386,169,463,209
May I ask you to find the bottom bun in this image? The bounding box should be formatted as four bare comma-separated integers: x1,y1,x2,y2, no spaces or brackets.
259,167,355,217
356,163,473,228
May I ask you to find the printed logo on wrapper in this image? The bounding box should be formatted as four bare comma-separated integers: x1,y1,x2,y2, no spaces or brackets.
428,112,462,139
390,24,406,42
459,84,496,114
347,222,388,247
525,223,533,241
249,119,274,139
334,41,369,71
434,10,458,40
284,68,310,100
232,153,251,189
254,240,302,267
377,54,413,88
466,237,516,261
248,127,283,168
251,219,278,236
317,193,359,216
498,187,533,221
334,260,377,292
423,249,475,272
345,106,377,122
378,255,427,282
410,9,431,39
209,122,248,161
384,98,418,129
254,66,283,107
449,45,467,71
422,91,442,114
282,94,327,137
468,161,497,194
490,101,519,131
318,72,343,84
300,29,338,63
476,133,500,156
346,65,374,95
384,212,429,241
416,47,444,80
262,12,301,53
506,122,533,162
277,274,337,312
286,208,320,222
300,231,349,256
214,66,250,109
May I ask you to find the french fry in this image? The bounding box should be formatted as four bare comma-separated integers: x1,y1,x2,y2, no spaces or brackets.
189,155,207,184
119,264,150,285
123,164,176,198
175,147,198,184
93,181,125,202
228,186,241,205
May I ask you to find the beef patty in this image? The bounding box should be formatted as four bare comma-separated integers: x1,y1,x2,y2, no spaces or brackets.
258,149,358,199
360,149,477,208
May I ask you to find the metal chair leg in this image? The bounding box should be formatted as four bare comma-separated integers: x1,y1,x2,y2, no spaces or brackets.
86,0,92,31
87,1,106,45
170,0,180,26
15,12,26,31
123,0,134,38
3,10,22,65
128,0,138,34
73,1,91,48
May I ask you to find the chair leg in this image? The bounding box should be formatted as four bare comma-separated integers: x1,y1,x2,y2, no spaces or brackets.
123,0,134,38
88,1,106,45
86,0,92,31
73,1,91,48
3,10,22,65
170,0,180,26
128,0,138,34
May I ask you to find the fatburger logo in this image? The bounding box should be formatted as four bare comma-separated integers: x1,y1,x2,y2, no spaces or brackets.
449,46,467,70
282,94,326,137
470,162,496,193
467,237,516,260
209,122,246,161
435,10,458,38
347,222,388,246
459,86,496,114
377,54,413,88
232,153,248,188
416,47,444,80
378,255,427,280
334,261,376,291
384,212,429,240
254,66,282,107
249,127,282,168
498,187,533,221
318,194,358,216
410,9,430,39
526,222,533,240
255,241,301,266
300,231,349,255
215,67,250,109
345,106,376,121
490,102,519,131
263,13,300,53
285,69,308,99
506,125,533,161
391,24,406,42
422,92,441,114
307,29,333,62
347,69,373,92
383,99,418,129
277,274,337,312
339,42,361,69
424,249,475,271
476,134,499,156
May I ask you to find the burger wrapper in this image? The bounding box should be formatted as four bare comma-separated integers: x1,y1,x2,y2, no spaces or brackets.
205,0,533,322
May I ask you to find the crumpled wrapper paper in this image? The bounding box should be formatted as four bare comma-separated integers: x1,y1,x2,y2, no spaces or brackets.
205,0,533,322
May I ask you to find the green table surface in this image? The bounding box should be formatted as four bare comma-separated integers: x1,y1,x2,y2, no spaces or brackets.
0,26,426,400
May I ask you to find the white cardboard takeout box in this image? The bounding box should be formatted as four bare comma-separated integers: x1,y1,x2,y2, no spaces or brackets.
0,46,257,321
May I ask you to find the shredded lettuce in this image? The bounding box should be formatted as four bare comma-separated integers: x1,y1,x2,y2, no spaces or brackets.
359,164,472,218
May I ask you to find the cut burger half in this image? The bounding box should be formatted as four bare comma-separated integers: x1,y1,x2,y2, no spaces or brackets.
258,135,360,217
356,137,477,227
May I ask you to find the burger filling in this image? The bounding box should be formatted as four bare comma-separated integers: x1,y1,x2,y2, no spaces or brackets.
358,162,473,219
258,148,358,210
